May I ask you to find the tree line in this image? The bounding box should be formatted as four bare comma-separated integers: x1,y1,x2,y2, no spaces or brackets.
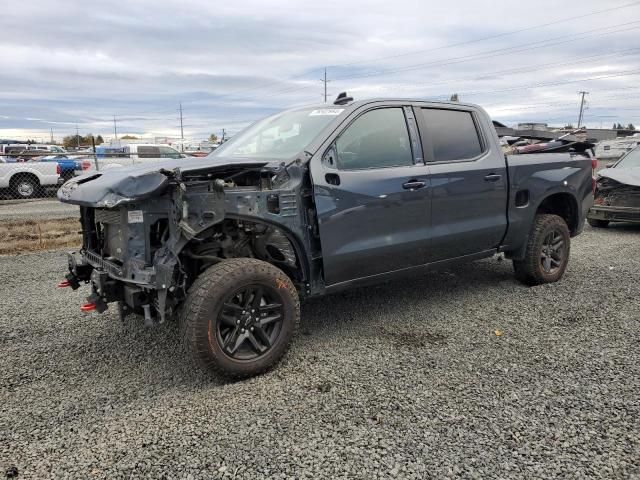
62,134,105,148
612,123,636,130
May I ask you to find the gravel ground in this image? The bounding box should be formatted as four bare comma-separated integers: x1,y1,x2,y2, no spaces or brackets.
1,224,639,479
0,199,78,221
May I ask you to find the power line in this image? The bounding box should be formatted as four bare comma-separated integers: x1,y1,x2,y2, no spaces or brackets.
197,0,640,102
367,48,640,96
329,0,640,69
333,21,640,82
390,68,640,101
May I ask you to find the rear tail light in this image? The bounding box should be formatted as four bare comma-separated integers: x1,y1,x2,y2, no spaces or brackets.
591,158,598,171
56,164,61,175
82,160,91,170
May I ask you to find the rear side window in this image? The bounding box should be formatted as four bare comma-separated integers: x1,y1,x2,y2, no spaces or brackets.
336,108,413,170
137,146,160,158
421,108,483,162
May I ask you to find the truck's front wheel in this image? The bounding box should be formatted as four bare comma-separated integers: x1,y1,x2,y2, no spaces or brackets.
180,258,300,378
513,214,570,286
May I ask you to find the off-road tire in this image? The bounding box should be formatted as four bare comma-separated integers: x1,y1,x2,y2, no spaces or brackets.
587,218,609,228
180,258,300,378
513,214,570,286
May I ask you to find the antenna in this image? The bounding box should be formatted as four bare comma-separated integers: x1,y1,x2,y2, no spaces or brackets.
333,92,353,105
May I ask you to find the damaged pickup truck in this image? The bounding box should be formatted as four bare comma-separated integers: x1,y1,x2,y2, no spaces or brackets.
588,145,640,227
58,96,593,377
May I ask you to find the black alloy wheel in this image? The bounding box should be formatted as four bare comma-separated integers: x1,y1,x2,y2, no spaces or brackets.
540,230,565,275
217,285,284,361
181,258,300,378
513,214,571,285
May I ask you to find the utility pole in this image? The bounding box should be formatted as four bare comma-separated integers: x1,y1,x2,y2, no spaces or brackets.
76,125,80,149
113,115,118,142
50,128,54,144
577,91,589,128
320,67,330,103
179,102,184,152
221,128,226,143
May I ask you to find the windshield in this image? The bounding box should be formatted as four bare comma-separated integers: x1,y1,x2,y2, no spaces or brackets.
616,146,640,168
209,108,345,160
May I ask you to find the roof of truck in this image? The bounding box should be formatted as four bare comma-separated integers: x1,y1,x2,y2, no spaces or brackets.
294,98,482,112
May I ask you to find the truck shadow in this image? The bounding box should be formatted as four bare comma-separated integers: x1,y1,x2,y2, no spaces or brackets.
300,257,514,335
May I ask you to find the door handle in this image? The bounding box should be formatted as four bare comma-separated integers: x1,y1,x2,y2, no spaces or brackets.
484,173,502,182
325,173,341,186
402,180,426,190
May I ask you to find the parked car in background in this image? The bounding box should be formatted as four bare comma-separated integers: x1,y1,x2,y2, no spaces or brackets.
0,144,67,156
588,145,640,227
37,155,83,181
0,158,62,198
80,143,187,173
594,134,640,161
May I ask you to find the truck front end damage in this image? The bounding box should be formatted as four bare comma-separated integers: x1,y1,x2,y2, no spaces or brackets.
59,158,315,324
588,169,640,224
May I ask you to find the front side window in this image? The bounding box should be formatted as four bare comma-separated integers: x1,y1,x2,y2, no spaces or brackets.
335,108,413,170
421,108,483,162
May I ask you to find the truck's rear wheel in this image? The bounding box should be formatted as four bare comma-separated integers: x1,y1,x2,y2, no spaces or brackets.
587,218,609,228
180,258,300,378
513,214,570,286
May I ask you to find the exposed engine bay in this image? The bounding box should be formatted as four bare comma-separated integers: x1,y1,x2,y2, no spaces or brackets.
61,158,317,324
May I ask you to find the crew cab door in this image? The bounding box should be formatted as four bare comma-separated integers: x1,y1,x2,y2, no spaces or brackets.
310,105,432,286
415,105,508,260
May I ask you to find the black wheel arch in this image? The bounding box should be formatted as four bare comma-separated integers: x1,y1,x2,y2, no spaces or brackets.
505,189,580,261
178,214,312,288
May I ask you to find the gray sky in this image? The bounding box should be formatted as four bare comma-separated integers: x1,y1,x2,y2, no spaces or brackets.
2,0,640,142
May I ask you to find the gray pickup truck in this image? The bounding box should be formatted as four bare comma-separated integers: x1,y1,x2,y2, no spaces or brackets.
58,97,593,378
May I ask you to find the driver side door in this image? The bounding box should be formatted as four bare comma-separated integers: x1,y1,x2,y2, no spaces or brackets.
311,106,432,287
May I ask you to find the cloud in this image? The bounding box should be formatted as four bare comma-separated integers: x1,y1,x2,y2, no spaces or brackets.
1,0,639,141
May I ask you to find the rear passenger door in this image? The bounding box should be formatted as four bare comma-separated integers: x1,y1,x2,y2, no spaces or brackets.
416,105,508,261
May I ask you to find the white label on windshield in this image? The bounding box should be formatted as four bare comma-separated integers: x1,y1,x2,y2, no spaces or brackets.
309,109,344,116
128,210,144,224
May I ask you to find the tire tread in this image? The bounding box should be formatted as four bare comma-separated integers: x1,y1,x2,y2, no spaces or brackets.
179,258,300,378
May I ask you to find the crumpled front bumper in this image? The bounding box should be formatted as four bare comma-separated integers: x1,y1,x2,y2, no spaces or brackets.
588,205,640,223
